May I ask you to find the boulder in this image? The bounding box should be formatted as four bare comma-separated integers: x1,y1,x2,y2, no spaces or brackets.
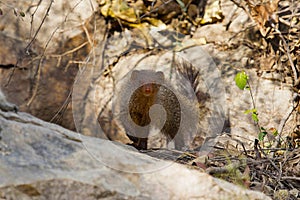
0,110,271,199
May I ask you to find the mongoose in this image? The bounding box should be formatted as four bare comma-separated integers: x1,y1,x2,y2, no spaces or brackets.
0,89,18,112
118,70,182,150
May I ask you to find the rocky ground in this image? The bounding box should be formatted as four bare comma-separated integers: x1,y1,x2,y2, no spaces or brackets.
0,0,299,199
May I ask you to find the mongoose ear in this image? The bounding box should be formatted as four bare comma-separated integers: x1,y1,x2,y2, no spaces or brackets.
156,71,164,83
131,70,139,80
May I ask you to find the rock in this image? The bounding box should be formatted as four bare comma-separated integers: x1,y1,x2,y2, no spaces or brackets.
74,44,227,151
201,44,294,149
193,23,232,43
0,0,105,131
0,110,271,199
0,0,97,47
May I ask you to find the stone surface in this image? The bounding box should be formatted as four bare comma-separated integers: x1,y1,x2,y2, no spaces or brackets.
0,0,295,198
0,110,271,199
0,0,103,131
74,45,227,151
0,0,294,152
0,0,97,49
200,43,294,149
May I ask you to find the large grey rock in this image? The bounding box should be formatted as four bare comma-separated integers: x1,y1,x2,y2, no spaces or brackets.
73,44,227,152
0,111,271,199
200,43,294,149
0,0,97,48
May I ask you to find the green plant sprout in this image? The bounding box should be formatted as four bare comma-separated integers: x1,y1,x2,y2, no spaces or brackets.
234,71,278,142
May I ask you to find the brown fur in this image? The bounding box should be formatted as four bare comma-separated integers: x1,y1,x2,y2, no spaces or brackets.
121,70,182,150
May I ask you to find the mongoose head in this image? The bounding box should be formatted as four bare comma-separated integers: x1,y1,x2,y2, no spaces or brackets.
130,70,164,97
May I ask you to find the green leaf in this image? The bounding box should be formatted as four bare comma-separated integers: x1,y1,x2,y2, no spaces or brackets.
258,131,267,141
270,128,278,136
235,71,248,90
244,109,259,122
244,109,251,114
19,11,25,17
244,109,257,114
252,112,259,122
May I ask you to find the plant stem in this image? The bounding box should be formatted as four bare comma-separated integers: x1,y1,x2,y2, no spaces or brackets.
247,80,261,133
